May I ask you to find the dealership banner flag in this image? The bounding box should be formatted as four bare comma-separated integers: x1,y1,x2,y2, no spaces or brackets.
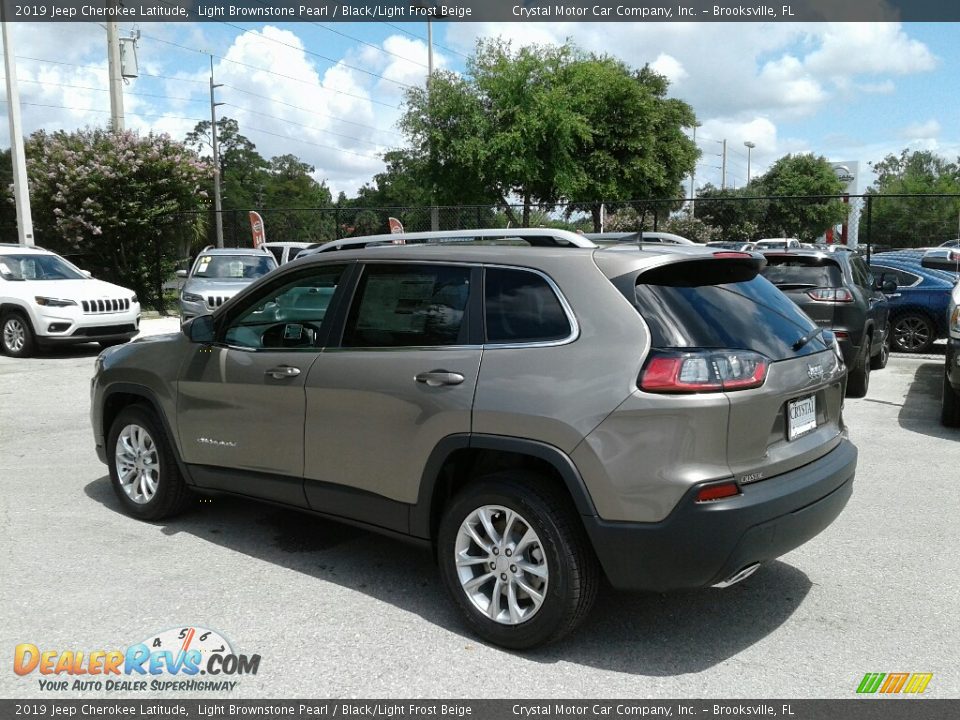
249,211,266,248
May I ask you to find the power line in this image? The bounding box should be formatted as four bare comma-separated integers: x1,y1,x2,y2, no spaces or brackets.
311,22,429,69
0,98,207,125
16,55,210,85
240,124,381,162
380,21,469,61
15,77,204,104
221,84,402,138
135,32,400,110
220,102,387,149
218,21,415,91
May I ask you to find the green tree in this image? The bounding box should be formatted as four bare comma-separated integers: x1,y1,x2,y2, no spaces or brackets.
186,117,268,210
398,40,696,228
0,148,17,238
694,185,766,241
260,154,336,243
754,154,847,240
24,128,211,312
866,149,960,246
562,63,698,230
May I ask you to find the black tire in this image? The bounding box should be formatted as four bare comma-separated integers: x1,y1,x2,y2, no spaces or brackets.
890,312,936,354
437,472,599,650
1,311,36,358
942,371,960,428
846,340,871,398
99,338,131,349
107,405,192,520
870,330,890,370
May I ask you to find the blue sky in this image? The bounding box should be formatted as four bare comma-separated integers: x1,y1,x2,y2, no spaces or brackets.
1,21,957,197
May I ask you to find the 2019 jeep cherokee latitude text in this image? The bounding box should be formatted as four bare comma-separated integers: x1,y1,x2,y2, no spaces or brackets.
91,235,856,649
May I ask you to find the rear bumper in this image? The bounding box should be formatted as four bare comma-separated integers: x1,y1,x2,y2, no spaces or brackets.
583,439,857,592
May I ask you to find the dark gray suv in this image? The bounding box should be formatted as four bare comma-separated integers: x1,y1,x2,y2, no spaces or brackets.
759,249,892,398
91,231,857,649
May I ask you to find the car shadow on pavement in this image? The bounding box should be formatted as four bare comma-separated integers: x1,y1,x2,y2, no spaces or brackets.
18,343,104,360
84,475,810,675
896,362,959,440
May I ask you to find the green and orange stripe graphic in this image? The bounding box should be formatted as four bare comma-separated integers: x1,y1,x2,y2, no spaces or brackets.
857,673,933,694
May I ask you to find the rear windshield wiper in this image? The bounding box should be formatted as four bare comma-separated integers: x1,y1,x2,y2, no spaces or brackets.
793,326,825,351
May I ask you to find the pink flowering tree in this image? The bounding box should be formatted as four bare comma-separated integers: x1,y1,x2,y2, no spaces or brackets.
24,128,211,312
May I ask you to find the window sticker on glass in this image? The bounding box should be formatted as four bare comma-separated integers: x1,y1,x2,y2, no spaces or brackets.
355,274,436,333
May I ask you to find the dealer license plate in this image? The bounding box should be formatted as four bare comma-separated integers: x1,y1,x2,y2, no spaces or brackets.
787,395,817,440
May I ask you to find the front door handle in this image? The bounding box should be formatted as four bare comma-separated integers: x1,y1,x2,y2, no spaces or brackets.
265,365,301,379
415,370,465,387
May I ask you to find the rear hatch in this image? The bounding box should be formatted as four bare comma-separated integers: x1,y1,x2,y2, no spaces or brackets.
759,254,845,330
607,253,846,485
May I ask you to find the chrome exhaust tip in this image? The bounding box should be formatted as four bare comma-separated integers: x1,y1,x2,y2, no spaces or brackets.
712,563,761,589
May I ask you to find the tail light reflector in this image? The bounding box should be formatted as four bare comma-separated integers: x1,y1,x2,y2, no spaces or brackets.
806,287,854,302
640,350,769,393
696,482,741,503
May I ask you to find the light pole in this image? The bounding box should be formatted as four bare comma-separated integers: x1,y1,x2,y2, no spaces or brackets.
744,141,756,184
2,18,34,246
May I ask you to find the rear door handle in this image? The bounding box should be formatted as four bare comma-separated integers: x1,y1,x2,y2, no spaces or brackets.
415,370,465,387
265,365,301,379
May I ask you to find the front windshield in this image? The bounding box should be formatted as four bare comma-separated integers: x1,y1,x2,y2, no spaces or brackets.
0,254,86,281
192,254,276,280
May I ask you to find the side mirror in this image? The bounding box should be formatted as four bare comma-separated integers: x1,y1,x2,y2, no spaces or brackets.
881,278,897,293
184,314,215,343
81,269,93,278
175,269,188,278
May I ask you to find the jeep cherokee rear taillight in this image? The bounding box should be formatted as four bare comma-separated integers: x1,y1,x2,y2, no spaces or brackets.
806,287,854,302
640,349,769,393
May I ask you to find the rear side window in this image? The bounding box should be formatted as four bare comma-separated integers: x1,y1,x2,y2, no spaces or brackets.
630,260,826,360
484,268,571,344
872,265,920,288
343,264,470,348
761,258,843,288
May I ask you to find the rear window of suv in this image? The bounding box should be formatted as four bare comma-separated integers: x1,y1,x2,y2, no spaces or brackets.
628,259,827,360
760,257,844,288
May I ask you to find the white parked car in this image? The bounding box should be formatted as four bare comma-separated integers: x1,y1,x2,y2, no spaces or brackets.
262,241,313,264
754,238,802,250
0,244,141,357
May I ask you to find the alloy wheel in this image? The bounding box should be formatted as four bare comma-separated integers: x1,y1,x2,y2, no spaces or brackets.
454,505,548,625
3,318,25,353
115,424,160,504
893,317,932,352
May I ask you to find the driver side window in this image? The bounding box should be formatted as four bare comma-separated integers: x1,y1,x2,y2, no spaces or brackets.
223,264,347,350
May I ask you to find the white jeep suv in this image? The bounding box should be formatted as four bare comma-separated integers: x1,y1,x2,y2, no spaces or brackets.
0,244,141,357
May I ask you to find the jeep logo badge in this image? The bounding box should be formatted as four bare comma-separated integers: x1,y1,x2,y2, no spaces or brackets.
807,364,824,380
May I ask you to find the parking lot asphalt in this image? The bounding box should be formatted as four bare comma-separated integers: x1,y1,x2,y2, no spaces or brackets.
1,318,958,699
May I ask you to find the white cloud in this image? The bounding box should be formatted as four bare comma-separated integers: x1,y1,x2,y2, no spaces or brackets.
649,54,687,84
899,119,941,141
804,23,937,77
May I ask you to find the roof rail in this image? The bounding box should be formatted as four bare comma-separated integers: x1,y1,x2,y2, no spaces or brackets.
305,228,598,255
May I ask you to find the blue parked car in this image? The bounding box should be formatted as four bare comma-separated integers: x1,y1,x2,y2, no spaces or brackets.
869,251,958,353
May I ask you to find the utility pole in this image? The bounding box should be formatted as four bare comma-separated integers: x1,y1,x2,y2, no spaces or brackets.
106,16,124,131
427,18,439,232
209,55,224,248
688,122,699,218
2,18,34,246
721,138,728,190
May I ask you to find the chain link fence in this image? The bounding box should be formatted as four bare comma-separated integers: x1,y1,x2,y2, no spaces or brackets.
167,194,960,255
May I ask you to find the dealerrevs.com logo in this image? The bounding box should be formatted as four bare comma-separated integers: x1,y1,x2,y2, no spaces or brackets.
14,626,260,692
857,673,934,695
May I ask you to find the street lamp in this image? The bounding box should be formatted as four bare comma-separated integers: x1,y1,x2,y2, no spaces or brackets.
744,141,756,184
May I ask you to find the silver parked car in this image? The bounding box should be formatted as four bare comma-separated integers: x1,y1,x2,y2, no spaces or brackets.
176,247,277,324
92,229,856,649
